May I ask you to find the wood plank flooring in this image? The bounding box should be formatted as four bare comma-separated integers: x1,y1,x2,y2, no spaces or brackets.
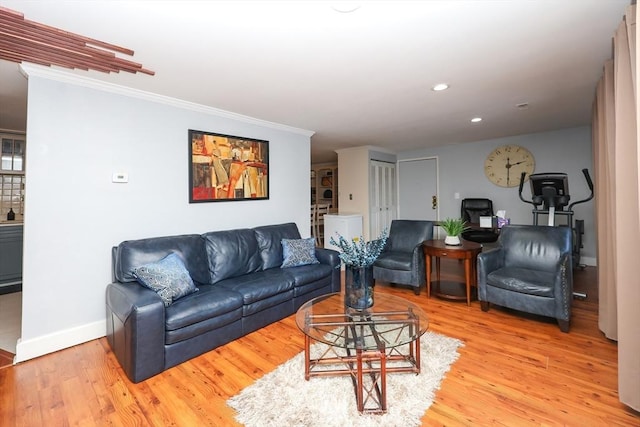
1,262,638,426
0,348,13,369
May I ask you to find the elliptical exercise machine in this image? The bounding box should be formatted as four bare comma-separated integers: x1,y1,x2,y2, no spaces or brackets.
518,169,594,294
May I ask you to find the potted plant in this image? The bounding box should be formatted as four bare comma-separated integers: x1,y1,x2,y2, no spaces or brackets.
440,218,469,246
329,230,388,309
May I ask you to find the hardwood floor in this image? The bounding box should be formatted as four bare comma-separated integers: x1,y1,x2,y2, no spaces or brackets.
0,348,13,369
1,262,638,426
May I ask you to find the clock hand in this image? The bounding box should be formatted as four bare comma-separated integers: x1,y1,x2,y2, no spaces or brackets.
512,160,525,166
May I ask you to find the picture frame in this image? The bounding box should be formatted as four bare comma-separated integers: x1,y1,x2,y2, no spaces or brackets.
188,129,269,203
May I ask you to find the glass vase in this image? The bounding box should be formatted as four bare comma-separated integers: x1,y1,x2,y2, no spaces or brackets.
344,265,374,310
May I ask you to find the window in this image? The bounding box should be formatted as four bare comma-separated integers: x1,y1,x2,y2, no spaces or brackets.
0,133,25,219
0,174,24,218
1,136,24,172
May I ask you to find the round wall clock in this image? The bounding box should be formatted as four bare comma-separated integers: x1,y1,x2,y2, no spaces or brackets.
484,145,535,188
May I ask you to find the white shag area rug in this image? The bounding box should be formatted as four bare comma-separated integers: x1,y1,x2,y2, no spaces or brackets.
227,331,463,427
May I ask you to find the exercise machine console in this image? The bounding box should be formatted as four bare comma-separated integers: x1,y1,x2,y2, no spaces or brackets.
519,169,594,268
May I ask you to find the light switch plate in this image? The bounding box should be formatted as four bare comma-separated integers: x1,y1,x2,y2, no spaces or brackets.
112,172,129,183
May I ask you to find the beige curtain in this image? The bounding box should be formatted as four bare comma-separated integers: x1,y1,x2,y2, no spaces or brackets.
594,60,617,340
592,4,640,411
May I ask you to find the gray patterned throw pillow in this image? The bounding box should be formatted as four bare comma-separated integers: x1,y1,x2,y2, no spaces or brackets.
281,238,320,268
132,253,198,306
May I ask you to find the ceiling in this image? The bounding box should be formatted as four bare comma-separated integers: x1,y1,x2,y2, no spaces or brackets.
0,1,630,163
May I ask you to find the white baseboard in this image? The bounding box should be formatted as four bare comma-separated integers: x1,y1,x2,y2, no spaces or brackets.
580,256,597,267
14,319,106,363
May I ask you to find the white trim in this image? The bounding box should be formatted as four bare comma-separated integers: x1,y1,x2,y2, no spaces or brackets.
14,319,106,363
335,145,396,155
19,64,315,138
580,256,597,267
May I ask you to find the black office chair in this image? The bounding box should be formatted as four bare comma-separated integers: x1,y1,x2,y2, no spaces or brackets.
460,198,499,244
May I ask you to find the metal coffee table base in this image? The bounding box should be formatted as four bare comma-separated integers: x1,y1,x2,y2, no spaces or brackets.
302,313,421,414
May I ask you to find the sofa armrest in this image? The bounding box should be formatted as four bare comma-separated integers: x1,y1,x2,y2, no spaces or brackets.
105,282,166,383
315,247,341,292
477,247,504,301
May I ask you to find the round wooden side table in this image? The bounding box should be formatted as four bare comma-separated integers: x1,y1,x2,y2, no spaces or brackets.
422,239,482,306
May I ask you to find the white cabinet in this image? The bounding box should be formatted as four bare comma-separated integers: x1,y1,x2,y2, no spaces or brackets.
0,224,23,287
323,214,363,251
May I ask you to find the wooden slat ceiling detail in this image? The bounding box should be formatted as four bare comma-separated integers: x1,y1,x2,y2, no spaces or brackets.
0,7,154,75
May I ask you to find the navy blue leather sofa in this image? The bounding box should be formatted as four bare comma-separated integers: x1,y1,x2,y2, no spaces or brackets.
106,222,340,382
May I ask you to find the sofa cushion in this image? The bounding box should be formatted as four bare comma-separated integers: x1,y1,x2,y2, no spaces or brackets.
165,285,243,344
487,267,555,297
281,238,319,268
203,229,263,283
217,269,295,305
282,263,333,286
254,223,302,269
282,263,333,298
165,285,243,331
132,253,199,307
114,234,210,285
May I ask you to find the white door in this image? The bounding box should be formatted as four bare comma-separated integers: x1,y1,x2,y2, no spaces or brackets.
398,157,438,221
369,160,397,238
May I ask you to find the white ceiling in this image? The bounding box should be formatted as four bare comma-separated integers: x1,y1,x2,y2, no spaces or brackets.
0,0,630,163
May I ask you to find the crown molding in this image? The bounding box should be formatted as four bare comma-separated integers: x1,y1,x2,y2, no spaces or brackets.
19,64,315,138
335,145,397,154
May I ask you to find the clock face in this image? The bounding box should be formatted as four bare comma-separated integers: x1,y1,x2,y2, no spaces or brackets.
484,145,535,188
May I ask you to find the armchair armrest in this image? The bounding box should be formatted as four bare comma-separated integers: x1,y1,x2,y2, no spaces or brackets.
552,253,573,321
106,282,165,383
477,247,505,301
410,243,426,286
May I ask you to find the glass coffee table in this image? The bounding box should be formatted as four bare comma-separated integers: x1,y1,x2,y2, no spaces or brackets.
295,292,429,414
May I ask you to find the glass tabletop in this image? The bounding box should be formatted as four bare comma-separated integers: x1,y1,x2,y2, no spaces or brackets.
295,292,429,351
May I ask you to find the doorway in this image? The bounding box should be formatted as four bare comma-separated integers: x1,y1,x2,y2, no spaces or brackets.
398,157,438,223
0,60,27,367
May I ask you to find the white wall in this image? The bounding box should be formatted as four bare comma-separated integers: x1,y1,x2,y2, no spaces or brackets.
17,65,312,362
337,146,371,235
398,126,596,263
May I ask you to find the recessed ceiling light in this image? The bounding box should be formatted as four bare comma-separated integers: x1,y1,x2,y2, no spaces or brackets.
471,117,483,123
432,83,449,91
331,2,361,13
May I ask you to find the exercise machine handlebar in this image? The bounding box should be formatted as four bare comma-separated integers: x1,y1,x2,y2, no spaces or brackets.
568,168,594,210
519,171,535,206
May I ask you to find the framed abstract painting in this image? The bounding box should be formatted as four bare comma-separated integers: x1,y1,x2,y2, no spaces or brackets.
188,129,269,203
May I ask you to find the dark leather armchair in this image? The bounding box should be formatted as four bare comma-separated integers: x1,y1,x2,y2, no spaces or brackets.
373,220,434,295
477,225,573,332
460,198,499,244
